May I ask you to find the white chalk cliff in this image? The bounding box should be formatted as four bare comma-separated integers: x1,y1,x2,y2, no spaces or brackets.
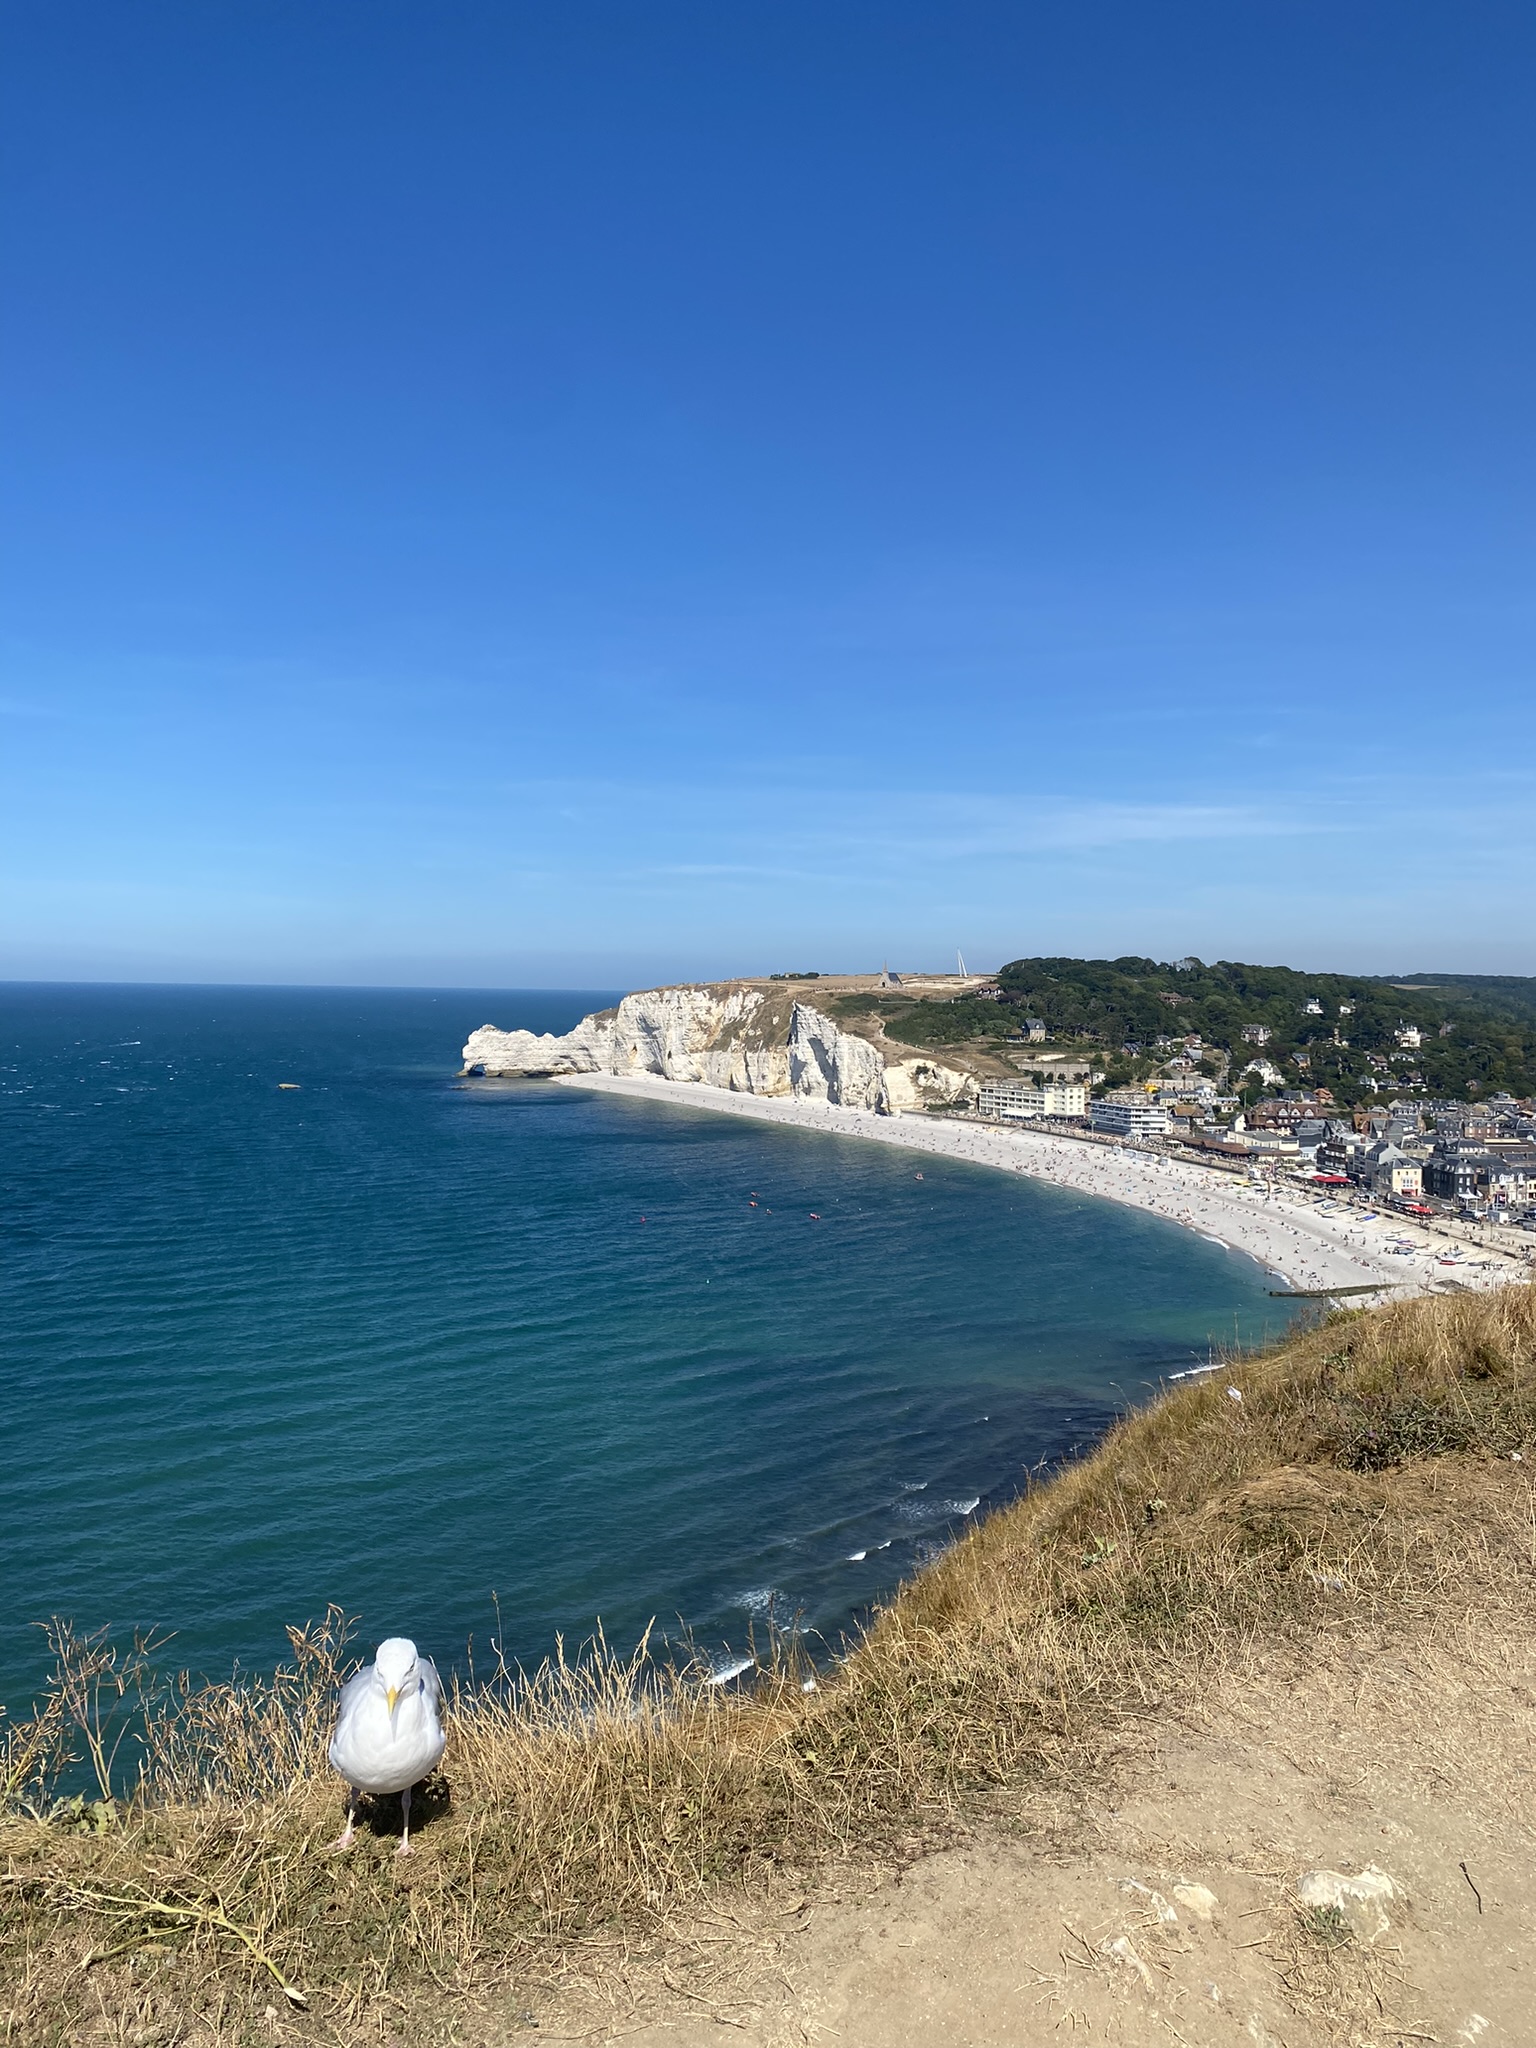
461,984,976,1116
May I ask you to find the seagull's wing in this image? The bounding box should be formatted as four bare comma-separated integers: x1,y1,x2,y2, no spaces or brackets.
335,1662,374,1725
419,1656,444,1712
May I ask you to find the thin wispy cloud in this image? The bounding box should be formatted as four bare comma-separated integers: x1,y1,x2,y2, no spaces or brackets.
487,781,1341,868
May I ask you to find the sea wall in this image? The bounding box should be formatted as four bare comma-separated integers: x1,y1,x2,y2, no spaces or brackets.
461,984,976,1115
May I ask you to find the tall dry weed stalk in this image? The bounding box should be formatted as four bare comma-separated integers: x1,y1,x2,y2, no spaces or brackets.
3,1283,1534,2045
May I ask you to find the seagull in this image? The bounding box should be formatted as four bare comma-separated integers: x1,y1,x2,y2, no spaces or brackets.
328,1636,446,1855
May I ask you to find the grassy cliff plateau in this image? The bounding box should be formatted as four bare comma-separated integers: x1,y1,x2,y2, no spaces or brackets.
5,1284,1536,2044
823,990,1023,1065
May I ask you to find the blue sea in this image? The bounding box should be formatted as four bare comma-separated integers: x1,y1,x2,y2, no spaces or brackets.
0,985,1296,1709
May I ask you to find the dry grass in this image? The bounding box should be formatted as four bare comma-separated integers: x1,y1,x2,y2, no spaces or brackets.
4,1284,1536,2046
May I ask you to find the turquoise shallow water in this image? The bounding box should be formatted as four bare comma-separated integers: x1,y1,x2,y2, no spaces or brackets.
1,985,1297,1708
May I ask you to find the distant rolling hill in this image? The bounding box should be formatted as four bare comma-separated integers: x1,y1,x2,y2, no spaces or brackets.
1395,974,1536,1024
854,957,1536,1108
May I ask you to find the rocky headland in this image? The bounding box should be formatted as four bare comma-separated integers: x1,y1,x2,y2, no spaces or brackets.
461,978,979,1115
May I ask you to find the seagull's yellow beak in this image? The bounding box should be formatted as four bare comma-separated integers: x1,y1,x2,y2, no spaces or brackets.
385,1685,399,1714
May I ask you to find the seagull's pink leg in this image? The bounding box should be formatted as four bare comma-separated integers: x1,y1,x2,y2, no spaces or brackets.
331,1787,358,1851
396,1783,414,1857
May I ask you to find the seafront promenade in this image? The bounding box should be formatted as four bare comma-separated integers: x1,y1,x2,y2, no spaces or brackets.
553,1071,1526,1298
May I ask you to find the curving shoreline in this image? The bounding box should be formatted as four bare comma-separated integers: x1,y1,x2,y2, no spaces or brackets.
551,1070,1524,1299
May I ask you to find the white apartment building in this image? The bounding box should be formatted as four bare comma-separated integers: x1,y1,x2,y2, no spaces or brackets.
978,1077,1088,1122
1089,1093,1170,1139
1157,1075,1218,1104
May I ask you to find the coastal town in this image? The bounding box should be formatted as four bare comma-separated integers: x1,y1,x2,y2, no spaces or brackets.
829,957,1536,1243
978,1058,1536,1231
907,963,1536,1280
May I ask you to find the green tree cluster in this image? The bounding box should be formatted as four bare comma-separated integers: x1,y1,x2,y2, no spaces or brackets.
988,958,1536,1105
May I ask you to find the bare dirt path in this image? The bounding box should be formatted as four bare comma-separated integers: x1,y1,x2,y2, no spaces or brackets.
537,1611,1534,2048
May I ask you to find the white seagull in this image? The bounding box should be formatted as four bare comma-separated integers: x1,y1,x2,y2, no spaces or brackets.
328,1636,446,1855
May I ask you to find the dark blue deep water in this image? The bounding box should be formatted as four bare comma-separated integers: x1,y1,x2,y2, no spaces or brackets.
1,985,1296,1707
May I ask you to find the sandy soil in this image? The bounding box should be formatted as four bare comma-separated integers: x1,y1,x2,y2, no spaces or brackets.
535,1607,1535,2047
553,1071,1526,1302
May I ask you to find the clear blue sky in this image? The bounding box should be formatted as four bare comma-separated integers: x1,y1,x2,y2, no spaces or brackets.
3,2,1533,986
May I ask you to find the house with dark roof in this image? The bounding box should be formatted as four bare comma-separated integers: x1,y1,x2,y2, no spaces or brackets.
1422,1145,1497,1205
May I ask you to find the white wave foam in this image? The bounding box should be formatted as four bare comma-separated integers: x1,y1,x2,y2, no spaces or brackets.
947,1497,981,1515
846,1549,867,1561
708,1655,754,1686
731,1587,786,1619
